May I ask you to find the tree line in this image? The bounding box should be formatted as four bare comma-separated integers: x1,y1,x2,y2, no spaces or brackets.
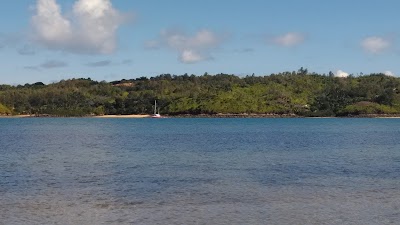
1,69,400,117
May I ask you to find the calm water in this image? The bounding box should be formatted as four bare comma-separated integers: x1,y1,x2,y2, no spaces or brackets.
0,118,399,224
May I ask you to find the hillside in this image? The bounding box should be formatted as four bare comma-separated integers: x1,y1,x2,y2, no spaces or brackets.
1,70,400,117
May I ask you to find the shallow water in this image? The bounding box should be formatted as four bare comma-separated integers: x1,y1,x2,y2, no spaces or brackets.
1,118,399,224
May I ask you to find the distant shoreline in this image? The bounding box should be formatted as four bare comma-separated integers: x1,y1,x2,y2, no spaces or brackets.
0,115,33,118
2,113,400,118
0,114,151,118
94,115,151,118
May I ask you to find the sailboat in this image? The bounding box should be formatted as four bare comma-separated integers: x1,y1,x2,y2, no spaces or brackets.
151,100,161,118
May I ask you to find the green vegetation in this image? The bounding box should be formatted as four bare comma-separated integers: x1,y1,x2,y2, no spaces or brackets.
1,69,400,117
0,103,12,115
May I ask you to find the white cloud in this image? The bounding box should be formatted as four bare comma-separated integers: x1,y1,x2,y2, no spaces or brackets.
147,29,225,64
335,70,349,78
32,0,72,47
186,29,220,49
180,50,207,64
384,71,395,76
31,0,127,54
271,32,305,47
361,36,391,54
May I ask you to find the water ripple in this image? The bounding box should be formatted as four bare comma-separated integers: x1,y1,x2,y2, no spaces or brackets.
1,118,399,224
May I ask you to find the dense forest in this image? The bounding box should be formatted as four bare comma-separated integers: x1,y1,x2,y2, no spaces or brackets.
1,68,400,117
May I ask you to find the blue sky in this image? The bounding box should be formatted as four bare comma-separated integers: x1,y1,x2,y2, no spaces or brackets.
0,0,399,84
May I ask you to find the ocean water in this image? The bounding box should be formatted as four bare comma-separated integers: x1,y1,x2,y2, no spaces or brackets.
0,118,399,225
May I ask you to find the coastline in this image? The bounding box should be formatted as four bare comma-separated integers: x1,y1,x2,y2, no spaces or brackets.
0,114,33,118
1,113,400,118
170,113,299,118
93,115,151,118
170,113,400,118
0,114,151,118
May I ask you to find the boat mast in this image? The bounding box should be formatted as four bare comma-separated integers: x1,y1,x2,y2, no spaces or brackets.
154,100,157,115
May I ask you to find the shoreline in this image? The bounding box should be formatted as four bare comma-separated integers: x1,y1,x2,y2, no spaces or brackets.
2,113,400,118
0,115,34,118
93,115,151,118
0,114,151,118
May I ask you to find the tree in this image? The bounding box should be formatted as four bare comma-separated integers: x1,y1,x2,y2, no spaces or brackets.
0,103,12,115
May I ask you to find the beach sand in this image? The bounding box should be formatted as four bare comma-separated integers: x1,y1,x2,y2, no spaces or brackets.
0,115,33,118
94,115,151,118
0,114,152,118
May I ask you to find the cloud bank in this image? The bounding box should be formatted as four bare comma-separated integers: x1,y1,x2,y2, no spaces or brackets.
31,0,127,54
361,36,391,54
146,29,226,64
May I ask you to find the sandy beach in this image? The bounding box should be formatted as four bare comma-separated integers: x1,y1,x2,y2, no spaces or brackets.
0,114,152,118
0,115,33,118
2,114,400,119
94,114,151,118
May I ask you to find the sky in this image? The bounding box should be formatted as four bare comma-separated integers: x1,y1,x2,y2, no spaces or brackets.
0,0,399,84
